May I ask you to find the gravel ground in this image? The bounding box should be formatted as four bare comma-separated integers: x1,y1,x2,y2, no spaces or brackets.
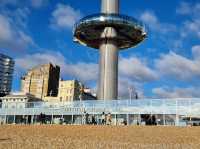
0,125,199,149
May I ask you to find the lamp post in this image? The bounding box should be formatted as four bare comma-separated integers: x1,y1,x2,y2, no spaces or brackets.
128,87,132,101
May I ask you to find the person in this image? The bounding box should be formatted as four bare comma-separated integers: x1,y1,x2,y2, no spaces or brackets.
28,115,31,125
92,116,96,125
39,113,42,124
123,120,127,125
106,113,112,125
86,113,89,124
59,117,64,124
101,112,106,125
39,113,46,124
82,111,86,125
42,113,46,124
151,115,157,125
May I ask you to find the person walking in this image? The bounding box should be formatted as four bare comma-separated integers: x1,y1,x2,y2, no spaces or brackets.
107,113,112,125
101,112,106,125
92,116,96,125
82,111,86,125
86,113,89,124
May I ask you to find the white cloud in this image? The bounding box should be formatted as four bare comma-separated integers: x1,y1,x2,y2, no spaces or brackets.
155,50,200,81
118,77,144,99
176,2,200,18
65,63,98,82
118,56,157,99
140,11,157,26
15,51,65,71
15,51,98,83
0,15,12,41
14,49,200,98
15,51,158,98
183,20,200,38
152,86,200,98
31,0,48,8
0,0,17,6
0,0,48,8
176,2,200,38
192,45,200,59
0,14,34,51
140,11,176,34
50,4,81,29
16,51,157,83
176,2,192,15
119,56,158,82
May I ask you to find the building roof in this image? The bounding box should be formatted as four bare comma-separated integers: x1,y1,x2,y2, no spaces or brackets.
28,63,60,72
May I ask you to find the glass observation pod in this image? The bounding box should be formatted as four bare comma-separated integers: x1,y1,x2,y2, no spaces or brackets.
73,13,147,49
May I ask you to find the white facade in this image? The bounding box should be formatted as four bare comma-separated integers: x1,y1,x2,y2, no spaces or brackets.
0,92,41,109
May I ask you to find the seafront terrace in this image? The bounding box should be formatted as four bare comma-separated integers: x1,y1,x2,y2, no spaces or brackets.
0,99,200,126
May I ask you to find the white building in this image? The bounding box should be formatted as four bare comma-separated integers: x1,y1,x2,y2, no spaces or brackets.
0,92,41,109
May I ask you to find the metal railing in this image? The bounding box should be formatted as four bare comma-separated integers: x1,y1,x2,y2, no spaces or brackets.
0,98,200,116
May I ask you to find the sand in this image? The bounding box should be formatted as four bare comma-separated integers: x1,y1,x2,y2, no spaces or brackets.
0,125,199,149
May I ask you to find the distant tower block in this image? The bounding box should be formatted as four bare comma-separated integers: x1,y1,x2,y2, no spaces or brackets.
73,0,147,100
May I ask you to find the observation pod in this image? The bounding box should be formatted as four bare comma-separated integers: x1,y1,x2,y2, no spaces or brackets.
73,14,147,49
73,0,147,100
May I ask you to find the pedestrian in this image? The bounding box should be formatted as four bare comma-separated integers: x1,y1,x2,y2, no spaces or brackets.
92,116,96,125
82,111,86,125
39,113,43,124
86,113,89,124
101,112,106,125
106,113,112,125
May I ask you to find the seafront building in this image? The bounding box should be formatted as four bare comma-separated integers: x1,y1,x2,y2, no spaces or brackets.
20,63,95,102
0,98,200,126
44,80,96,102
58,80,83,102
0,92,41,109
0,53,14,97
21,63,60,99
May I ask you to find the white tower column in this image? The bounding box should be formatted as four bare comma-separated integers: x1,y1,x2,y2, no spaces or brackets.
98,0,119,100
101,0,119,14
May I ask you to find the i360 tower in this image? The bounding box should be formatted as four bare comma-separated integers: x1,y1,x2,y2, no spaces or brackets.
73,0,147,100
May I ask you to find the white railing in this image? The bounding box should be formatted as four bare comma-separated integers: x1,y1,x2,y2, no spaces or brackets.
0,98,200,116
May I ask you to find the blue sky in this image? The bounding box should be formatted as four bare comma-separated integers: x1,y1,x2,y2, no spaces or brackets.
0,0,200,99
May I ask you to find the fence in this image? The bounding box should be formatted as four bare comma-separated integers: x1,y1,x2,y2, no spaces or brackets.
0,98,200,126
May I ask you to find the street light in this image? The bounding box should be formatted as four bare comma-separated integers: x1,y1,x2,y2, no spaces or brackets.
128,86,134,101
128,86,139,101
